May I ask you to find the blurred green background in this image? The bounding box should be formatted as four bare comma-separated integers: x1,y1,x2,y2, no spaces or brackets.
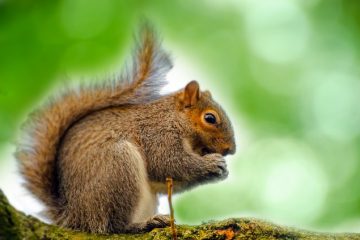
1,0,360,232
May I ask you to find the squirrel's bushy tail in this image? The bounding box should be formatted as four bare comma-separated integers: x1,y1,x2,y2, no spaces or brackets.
16,25,172,215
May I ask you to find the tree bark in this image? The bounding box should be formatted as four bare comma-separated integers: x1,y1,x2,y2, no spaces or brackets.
0,189,359,240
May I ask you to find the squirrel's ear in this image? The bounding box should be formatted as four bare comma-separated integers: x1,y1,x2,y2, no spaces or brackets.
203,90,212,98
183,80,200,107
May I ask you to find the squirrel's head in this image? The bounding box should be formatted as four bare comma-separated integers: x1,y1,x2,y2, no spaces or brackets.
177,81,236,157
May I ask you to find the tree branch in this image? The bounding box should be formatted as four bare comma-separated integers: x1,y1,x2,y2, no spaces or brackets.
0,189,359,239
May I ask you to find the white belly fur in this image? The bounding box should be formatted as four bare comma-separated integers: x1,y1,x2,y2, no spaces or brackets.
125,141,158,223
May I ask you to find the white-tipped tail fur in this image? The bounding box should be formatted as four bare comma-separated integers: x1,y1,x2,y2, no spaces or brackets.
16,25,172,214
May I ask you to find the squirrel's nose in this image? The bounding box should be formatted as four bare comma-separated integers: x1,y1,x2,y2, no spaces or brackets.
222,146,235,156
222,148,230,156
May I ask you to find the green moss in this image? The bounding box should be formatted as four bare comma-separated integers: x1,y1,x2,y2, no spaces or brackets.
0,189,359,240
0,189,22,239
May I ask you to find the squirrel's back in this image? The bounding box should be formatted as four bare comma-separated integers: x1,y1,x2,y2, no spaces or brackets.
15,25,173,218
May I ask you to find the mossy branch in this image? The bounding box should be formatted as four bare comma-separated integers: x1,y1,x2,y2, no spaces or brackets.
0,189,359,240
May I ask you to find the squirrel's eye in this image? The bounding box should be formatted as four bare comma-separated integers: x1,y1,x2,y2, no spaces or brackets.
204,113,217,124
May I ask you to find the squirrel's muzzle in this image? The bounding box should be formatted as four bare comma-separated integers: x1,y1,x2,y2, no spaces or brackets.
221,142,236,156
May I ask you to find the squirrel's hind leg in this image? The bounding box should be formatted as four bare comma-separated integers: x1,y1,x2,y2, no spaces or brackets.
57,139,158,233
107,141,169,233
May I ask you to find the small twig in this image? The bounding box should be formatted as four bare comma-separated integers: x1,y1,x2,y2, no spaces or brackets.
166,177,177,240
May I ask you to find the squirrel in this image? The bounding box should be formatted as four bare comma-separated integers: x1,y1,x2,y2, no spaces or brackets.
16,25,236,234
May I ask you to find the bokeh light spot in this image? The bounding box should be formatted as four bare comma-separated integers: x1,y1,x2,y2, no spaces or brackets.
312,72,360,140
243,0,310,63
262,157,327,223
235,138,328,226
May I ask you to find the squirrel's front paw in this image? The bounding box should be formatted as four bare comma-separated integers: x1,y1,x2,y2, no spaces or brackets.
203,153,228,180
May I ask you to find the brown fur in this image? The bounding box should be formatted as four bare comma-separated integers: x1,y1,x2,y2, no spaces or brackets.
16,26,235,233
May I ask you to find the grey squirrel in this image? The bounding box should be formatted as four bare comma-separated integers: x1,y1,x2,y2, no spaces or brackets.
16,25,236,234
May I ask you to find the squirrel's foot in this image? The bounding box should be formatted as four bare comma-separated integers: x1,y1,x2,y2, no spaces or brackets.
124,214,171,233
146,214,171,230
